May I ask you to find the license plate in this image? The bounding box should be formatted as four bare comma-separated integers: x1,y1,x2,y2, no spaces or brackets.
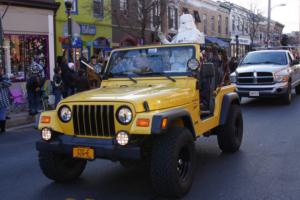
73,147,95,160
249,91,259,97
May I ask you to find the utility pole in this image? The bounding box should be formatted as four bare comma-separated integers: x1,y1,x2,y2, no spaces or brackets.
236,35,239,58
0,13,4,70
299,0,300,45
65,0,73,62
267,0,271,47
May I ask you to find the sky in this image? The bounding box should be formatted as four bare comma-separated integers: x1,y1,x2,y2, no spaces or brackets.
223,0,299,33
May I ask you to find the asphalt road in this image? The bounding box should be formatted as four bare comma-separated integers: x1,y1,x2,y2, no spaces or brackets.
1,96,300,200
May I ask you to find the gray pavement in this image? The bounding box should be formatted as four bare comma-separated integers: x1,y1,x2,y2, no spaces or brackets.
1,96,300,200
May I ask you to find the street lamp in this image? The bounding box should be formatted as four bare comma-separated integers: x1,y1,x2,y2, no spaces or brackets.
65,0,73,61
267,0,286,47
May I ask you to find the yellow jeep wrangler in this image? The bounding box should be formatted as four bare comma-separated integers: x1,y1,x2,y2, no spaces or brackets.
36,44,243,198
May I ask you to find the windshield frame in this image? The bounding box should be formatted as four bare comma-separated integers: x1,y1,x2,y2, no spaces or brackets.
240,51,288,67
103,45,197,79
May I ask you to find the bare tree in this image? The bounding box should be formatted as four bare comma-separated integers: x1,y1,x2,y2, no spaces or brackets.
247,4,264,49
110,0,170,44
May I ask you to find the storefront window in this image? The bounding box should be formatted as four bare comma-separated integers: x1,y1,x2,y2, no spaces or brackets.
4,34,49,82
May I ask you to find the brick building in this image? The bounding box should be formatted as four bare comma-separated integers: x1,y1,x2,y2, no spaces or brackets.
111,0,180,47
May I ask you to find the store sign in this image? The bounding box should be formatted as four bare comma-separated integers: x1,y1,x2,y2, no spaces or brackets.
80,24,96,35
231,37,251,45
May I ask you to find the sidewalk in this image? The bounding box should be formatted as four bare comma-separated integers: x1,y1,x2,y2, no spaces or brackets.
6,112,36,129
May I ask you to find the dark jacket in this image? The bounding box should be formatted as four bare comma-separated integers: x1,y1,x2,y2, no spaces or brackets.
76,76,90,93
62,67,77,89
26,75,43,94
0,76,11,109
52,74,64,91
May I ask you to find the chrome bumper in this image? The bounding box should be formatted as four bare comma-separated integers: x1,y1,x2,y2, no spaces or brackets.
233,82,289,97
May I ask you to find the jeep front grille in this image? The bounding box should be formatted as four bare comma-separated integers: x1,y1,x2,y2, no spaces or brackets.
237,72,274,85
72,105,115,137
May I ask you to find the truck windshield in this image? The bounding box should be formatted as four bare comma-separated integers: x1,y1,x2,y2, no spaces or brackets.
106,46,195,77
241,52,287,66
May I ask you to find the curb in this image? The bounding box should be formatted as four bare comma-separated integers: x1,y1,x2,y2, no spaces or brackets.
7,123,35,132
6,113,36,129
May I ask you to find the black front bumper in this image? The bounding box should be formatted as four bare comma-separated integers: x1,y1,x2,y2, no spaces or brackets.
36,134,141,161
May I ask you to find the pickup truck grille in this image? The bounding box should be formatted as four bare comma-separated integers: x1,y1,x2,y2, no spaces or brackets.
72,105,115,137
237,72,274,85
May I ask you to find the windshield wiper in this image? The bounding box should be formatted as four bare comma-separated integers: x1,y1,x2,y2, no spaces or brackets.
108,72,137,84
136,72,176,82
156,72,176,82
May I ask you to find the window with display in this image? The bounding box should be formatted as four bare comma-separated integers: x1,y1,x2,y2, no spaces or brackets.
4,34,49,82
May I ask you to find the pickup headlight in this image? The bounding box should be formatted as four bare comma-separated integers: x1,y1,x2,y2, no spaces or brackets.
274,75,289,83
230,73,237,83
117,106,132,125
59,106,72,122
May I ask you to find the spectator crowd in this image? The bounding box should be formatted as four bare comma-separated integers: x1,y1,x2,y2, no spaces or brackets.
25,55,105,116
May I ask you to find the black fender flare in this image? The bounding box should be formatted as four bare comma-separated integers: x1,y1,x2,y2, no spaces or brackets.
219,92,240,125
151,109,196,137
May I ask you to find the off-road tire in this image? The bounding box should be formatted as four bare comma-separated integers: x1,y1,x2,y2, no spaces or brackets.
150,127,196,198
281,83,292,105
38,152,87,182
295,84,300,95
217,104,243,153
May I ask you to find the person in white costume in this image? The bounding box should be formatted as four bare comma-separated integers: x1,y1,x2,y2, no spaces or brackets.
158,14,205,44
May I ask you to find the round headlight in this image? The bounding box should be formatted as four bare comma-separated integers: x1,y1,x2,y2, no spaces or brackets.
42,128,52,141
59,106,72,122
117,106,133,125
116,131,129,146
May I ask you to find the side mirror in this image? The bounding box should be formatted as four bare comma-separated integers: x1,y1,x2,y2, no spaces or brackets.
292,60,299,65
187,58,201,71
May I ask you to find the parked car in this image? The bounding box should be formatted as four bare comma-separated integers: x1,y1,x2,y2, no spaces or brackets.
230,50,300,104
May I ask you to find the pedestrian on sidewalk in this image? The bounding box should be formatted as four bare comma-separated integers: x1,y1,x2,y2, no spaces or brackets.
60,57,70,98
88,56,101,88
64,62,77,97
0,68,12,133
26,71,43,116
52,67,64,108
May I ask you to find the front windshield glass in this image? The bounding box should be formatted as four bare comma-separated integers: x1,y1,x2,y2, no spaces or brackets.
107,46,195,76
241,52,287,66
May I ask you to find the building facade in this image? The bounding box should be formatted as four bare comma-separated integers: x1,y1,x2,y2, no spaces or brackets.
225,2,251,58
55,0,112,64
253,19,284,48
0,0,58,81
111,0,180,47
180,0,231,49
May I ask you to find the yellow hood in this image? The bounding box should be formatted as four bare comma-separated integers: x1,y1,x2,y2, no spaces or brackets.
61,78,198,112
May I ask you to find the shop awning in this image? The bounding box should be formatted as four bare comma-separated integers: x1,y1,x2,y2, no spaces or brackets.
205,36,229,48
